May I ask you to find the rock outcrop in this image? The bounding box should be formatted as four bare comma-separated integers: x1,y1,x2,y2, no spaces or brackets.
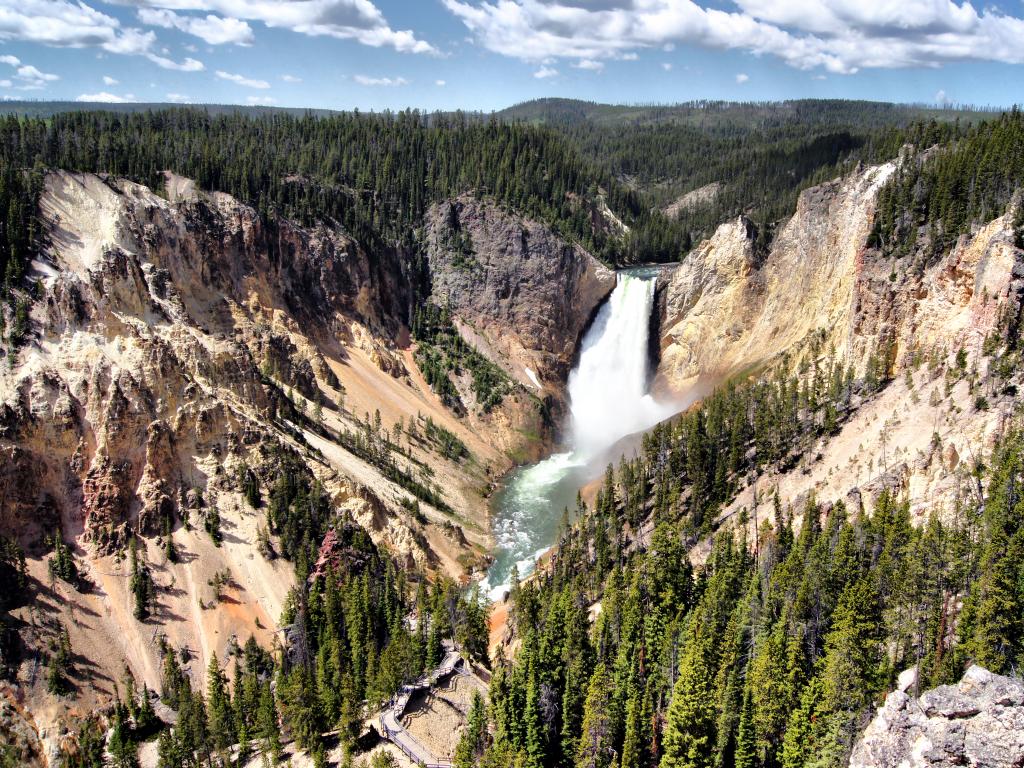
658,161,1024,558
425,194,616,392
656,162,898,391
656,160,1021,393
851,666,1024,768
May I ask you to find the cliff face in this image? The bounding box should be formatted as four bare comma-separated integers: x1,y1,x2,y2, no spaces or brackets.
1,171,407,549
0,172,618,761
656,162,1024,545
658,161,1021,391
425,195,616,392
656,162,897,392
851,666,1024,768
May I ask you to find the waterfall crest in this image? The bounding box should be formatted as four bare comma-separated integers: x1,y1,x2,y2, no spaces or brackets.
485,269,671,599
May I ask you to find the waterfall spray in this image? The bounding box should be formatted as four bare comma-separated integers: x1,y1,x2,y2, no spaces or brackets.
485,269,672,599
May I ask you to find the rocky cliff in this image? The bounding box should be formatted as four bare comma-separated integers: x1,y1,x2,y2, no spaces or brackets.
656,162,898,391
851,666,1024,768
0,171,614,763
656,161,1024,542
658,160,1020,391
425,195,616,394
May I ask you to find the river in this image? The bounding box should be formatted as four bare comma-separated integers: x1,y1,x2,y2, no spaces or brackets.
484,267,675,600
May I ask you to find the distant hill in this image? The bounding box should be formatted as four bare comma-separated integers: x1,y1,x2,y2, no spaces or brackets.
494,97,994,129
0,100,341,119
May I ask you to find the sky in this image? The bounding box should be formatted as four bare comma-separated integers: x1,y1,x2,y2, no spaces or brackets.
0,0,1023,111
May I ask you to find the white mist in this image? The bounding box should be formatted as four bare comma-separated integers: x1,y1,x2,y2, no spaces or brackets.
485,269,670,600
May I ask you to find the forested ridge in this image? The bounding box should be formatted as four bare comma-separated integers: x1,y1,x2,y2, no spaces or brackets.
500,98,993,248
467,322,1024,768
0,109,686,268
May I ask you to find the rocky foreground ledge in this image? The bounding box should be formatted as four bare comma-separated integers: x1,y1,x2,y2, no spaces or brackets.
851,666,1024,768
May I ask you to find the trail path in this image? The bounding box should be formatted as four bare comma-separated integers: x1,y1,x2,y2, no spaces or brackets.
379,646,463,767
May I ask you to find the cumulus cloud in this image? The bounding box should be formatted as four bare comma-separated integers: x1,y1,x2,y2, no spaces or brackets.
149,53,204,70
0,0,204,70
735,72,749,83
573,58,604,71
216,69,270,88
435,79,446,86
14,64,59,89
442,0,1024,74
138,8,253,45
246,95,275,104
281,74,302,83
661,62,673,71
353,74,410,86
76,91,135,102
166,92,190,102
112,0,437,54
103,75,119,85
534,65,558,78
2,55,60,91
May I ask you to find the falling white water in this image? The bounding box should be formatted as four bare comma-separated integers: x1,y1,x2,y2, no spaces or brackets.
485,269,673,600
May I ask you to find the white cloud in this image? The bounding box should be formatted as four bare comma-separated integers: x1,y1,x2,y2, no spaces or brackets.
215,69,270,88
533,65,558,78
246,95,275,104
111,0,437,54
442,0,1024,74
148,53,205,70
935,89,952,105
353,74,410,86
281,74,302,83
0,79,11,87
735,72,749,83
76,91,135,102
435,79,446,86
166,92,190,102
0,0,206,70
620,52,638,61
138,8,253,45
103,75,119,85
14,64,59,89
0,55,19,66
661,62,673,71
573,58,604,71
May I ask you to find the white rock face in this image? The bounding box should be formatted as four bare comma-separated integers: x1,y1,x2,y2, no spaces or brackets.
657,162,896,392
851,666,1024,768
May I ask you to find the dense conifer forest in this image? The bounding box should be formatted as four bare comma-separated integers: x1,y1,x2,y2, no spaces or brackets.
471,337,1024,768
1,101,1023,768
499,98,992,247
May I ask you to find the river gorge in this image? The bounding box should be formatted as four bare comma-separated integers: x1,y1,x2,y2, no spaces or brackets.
485,267,675,598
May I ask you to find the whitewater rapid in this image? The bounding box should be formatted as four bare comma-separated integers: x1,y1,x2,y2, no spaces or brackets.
485,268,673,600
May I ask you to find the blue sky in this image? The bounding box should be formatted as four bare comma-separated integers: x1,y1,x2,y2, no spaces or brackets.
1,0,1023,111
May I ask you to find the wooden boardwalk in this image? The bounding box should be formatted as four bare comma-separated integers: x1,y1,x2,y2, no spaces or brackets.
379,649,463,767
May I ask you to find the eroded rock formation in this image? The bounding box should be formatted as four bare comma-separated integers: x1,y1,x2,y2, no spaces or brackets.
425,194,616,391
851,666,1024,768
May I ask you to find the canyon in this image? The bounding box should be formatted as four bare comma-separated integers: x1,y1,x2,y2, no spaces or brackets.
2,143,1023,765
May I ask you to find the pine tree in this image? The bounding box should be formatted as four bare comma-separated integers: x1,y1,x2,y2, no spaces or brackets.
128,538,153,620
735,683,756,768
660,631,716,768
576,662,617,768
257,680,281,764
455,691,488,768
207,653,234,753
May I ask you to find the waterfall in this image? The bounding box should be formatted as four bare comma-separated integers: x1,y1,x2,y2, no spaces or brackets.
485,269,671,599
